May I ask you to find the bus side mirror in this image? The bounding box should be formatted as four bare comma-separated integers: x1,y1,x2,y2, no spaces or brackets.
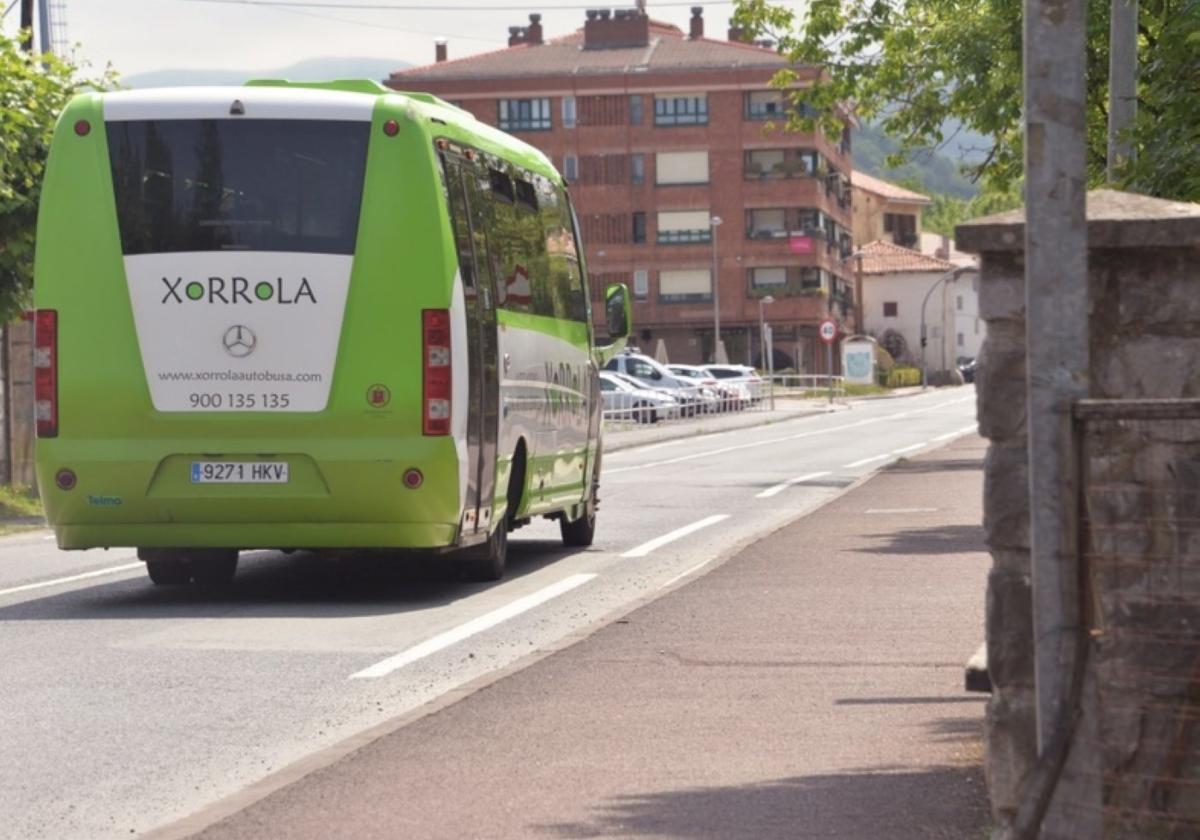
605,283,631,339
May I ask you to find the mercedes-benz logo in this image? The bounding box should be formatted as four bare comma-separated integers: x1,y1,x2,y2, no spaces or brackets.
222,325,257,358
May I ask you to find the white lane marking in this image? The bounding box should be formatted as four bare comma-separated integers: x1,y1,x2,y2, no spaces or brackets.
756,471,831,500
620,514,730,558
42,535,56,541
0,562,144,598
660,558,715,589
932,424,979,441
606,414,897,475
892,443,926,455
844,453,891,469
866,507,939,514
350,573,597,679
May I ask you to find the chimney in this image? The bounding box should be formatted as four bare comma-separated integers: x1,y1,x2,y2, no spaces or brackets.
508,25,525,46
728,26,748,42
584,5,650,49
435,39,447,63
937,235,950,260
526,13,543,45
689,6,704,39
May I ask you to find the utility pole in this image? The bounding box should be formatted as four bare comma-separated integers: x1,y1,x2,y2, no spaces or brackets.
1024,0,1089,758
1107,0,1138,181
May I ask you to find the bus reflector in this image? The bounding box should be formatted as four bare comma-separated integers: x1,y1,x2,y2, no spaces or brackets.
423,309,451,436
34,309,58,438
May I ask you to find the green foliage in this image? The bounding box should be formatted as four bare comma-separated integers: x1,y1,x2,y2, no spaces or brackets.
853,123,978,200
734,0,1200,203
923,182,1025,236
0,33,116,319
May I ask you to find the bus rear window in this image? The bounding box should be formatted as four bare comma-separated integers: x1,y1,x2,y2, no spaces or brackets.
106,119,370,255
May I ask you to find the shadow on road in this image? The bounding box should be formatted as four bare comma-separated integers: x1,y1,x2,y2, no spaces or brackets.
536,766,988,840
0,537,578,621
857,524,987,556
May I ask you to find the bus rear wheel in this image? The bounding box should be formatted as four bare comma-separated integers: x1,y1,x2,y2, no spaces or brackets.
145,559,191,586
460,523,507,582
190,550,239,586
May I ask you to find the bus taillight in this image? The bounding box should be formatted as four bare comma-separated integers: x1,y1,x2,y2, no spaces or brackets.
34,309,58,438
422,309,451,436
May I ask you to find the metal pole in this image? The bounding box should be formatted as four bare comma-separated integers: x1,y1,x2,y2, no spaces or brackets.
1107,0,1138,181
766,324,775,409
920,266,970,389
20,0,34,51
710,215,722,361
36,0,49,54
1025,0,1089,754
826,341,833,403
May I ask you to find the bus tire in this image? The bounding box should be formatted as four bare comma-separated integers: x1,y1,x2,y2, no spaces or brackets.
461,523,507,582
561,454,599,548
560,504,595,547
145,559,191,586
190,550,239,586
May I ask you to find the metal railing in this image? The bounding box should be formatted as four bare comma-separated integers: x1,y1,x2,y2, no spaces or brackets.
600,375,847,427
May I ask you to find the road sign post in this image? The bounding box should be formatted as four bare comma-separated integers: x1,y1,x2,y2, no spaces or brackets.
819,319,837,403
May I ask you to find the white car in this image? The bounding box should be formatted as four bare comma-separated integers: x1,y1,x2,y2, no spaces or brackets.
668,364,748,412
599,372,680,423
604,353,710,416
704,364,765,403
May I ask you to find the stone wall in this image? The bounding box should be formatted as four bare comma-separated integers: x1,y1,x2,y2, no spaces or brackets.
957,190,1200,837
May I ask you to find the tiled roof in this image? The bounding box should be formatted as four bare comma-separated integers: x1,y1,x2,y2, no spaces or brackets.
394,21,787,82
858,240,958,275
850,171,933,204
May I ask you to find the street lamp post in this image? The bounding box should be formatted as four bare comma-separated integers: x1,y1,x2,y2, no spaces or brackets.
758,295,775,409
710,215,724,363
919,265,974,388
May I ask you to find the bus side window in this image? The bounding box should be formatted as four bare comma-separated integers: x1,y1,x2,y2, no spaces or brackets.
442,156,476,289
562,191,590,323
489,166,544,315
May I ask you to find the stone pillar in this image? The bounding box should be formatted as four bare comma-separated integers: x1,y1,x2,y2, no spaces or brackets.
957,189,1200,836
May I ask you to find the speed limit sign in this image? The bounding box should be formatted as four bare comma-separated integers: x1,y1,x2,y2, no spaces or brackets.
818,319,838,344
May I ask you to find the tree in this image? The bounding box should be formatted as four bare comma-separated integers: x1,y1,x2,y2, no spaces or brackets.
733,0,1200,203
0,33,116,319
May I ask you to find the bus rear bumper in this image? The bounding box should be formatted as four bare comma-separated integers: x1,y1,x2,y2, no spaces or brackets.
53,522,459,551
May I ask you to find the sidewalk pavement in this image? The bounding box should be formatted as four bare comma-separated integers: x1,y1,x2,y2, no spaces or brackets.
190,434,992,840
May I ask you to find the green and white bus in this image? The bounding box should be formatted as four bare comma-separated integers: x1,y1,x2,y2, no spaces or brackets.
33,80,630,585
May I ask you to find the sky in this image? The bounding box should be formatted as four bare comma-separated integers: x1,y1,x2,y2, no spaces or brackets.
2,0,750,79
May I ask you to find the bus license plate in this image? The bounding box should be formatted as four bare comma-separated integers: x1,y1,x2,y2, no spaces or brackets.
190,462,290,484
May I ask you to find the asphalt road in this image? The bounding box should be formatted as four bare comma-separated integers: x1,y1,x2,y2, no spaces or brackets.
0,387,977,839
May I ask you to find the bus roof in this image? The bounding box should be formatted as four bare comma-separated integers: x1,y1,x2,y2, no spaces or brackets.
91,80,561,186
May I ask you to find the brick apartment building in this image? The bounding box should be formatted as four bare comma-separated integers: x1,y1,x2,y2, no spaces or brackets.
390,6,855,370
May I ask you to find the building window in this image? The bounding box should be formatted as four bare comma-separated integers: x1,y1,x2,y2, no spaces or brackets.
629,95,643,125
744,148,821,179
957,332,964,347
632,212,646,244
746,208,787,239
883,212,917,248
654,94,708,126
563,154,578,183
750,267,787,287
655,150,709,185
883,301,898,318
745,90,786,120
498,98,551,131
633,269,648,299
956,294,963,311
656,210,711,244
659,268,711,302
975,318,980,334
562,95,577,129
631,153,644,185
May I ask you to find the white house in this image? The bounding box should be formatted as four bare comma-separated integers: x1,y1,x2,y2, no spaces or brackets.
859,240,984,376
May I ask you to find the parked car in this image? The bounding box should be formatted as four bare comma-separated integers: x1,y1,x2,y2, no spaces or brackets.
604,353,709,416
606,370,704,419
599,372,679,423
704,364,765,403
957,357,978,383
668,364,748,412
